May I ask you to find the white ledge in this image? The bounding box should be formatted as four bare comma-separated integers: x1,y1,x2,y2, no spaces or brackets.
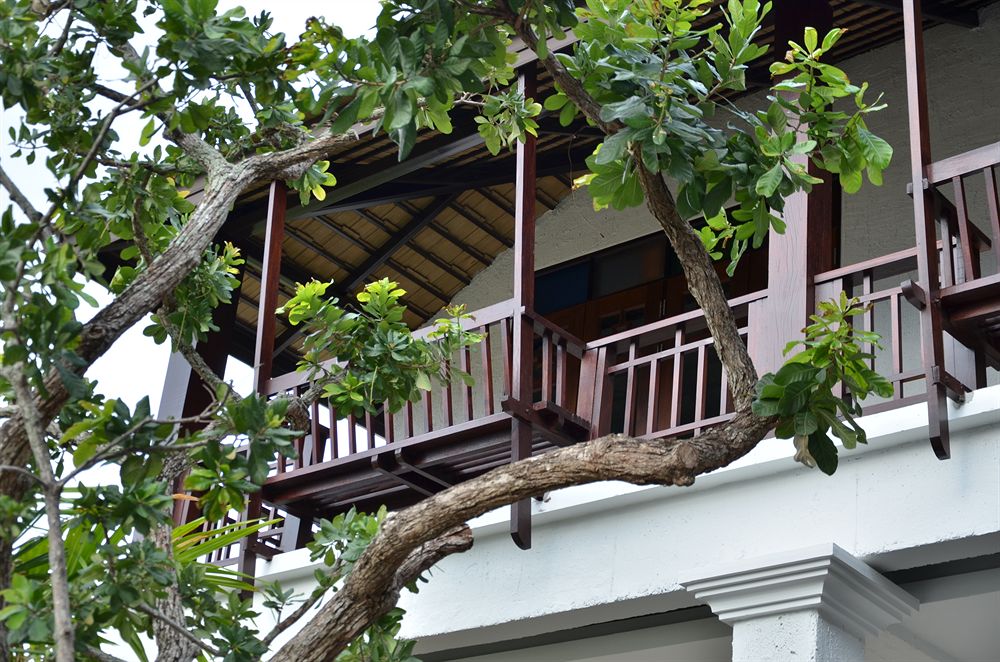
682,543,919,640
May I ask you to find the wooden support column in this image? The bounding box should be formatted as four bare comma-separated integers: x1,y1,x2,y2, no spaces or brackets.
753,165,837,376
240,181,288,586
751,0,838,375
902,0,955,459
510,66,537,550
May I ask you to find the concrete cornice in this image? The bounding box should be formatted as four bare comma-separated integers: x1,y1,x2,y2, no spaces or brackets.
682,543,919,640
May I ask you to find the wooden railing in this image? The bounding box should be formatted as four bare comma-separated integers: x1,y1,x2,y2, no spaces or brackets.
585,291,768,439
925,141,1000,285
260,299,518,476
815,248,926,411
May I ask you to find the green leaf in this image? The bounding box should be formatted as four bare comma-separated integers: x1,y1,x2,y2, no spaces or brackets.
793,411,818,437
807,431,839,475
857,128,893,170
756,163,783,197
415,372,432,391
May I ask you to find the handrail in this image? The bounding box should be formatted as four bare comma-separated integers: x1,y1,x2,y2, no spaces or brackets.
522,308,587,354
814,246,920,284
925,141,1000,185
411,298,516,340
585,289,768,350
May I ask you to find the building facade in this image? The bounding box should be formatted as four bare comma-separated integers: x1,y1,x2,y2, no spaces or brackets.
158,1,1000,659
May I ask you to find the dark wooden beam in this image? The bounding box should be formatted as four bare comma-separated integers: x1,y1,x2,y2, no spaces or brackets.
338,195,459,297
852,0,979,27
307,214,458,301
353,209,473,286
476,188,516,217
510,65,538,551
447,202,514,248
284,225,356,274
396,201,494,266
296,138,599,217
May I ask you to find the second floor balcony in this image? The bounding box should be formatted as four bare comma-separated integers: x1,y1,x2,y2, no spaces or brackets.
145,0,1000,576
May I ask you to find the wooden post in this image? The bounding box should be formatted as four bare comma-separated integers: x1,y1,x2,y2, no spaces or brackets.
754,165,837,376
751,0,838,375
902,0,954,459
241,180,288,586
510,65,537,550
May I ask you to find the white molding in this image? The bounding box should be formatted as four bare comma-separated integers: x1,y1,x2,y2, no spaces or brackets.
682,543,919,640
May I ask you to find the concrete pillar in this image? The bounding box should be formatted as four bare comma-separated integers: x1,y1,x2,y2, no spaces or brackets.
682,543,918,662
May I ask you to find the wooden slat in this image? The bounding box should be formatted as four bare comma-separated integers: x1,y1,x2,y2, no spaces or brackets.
646,357,660,437
480,327,495,415
951,175,980,282
985,167,1000,267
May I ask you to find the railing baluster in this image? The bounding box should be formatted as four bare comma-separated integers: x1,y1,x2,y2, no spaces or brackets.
555,340,567,409
951,175,979,282
669,327,683,429
890,292,903,399
480,326,495,415
937,202,955,287
500,317,513,400
694,344,707,432
460,345,474,421
347,413,357,455
441,359,454,428
384,408,395,444
424,387,434,433
364,410,375,450
310,399,321,466
645,357,660,436
862,269,875,371
404,401,414,438
985,166,1000,265
622,341,637,435
329,401,339,459
541,331,553,403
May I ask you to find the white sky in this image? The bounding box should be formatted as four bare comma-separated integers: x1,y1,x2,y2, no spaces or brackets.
0,1,381,413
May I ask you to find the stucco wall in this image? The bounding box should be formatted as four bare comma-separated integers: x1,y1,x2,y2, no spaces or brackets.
450,4,1000,311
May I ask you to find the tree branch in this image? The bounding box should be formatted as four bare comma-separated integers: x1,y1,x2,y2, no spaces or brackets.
273,411,775,660
632,154,759,408
136,603,223,659
0,166,42,222
498,5,759,407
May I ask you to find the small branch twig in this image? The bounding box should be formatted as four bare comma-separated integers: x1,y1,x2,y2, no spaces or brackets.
262,560,346,647
0,465,44,486
39,77,163,229
136,603,224,659
0,166,42,222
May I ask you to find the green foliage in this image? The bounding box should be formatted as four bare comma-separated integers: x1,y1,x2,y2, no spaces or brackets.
752,294,893,474
562,0,890,273
0,0,898,658
279,278,483,419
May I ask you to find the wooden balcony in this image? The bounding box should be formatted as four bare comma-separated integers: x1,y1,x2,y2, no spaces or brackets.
166,1,999,571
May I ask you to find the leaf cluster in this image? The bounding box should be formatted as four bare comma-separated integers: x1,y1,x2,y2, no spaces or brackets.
752,293,893,474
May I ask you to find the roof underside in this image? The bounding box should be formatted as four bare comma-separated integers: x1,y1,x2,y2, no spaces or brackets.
214,0,995,373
